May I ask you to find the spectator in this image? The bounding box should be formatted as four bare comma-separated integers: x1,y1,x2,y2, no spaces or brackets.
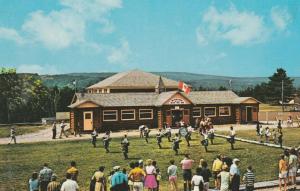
212,155,223,190
191,167,204,191
91,166,106,191
228,126,236,150
265,127,271,143
144,159,158,191
288,148,298,190
67,161,79,181
47,174,61,191
279,154,288,191
167,160,178,191
8,127,17,144
242,166,255,191
52,122,57,139
180,154,194,191
128,162,135,191
230,158,241,191
61,173,79,191
29,172,39,191
39,163,53,191
110,166,128,191
200,161,211,191
152,160,161,191
217,165,230,191
128,162,146,191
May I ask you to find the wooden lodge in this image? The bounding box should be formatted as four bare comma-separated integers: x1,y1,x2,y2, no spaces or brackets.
69,70,260,132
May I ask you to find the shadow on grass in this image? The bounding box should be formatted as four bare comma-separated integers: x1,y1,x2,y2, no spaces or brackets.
232,147,246,151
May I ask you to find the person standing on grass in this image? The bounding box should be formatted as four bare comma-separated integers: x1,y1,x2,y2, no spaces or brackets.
278,131,283,148
191,167,204,191
121,134,130,160
156,129,163,149
67,161,79,182
265,127,271,143
256,121,260,136
272,129,278,144
61,173,79,191
217,165,230,191
242,166,255,191
208,126,215,145
228,126,236,150
52,122,57,139
279,154,288,191
29,172,39,191
278,120,282,133
212,155,223,190
152,160,161,191
180,154,194,191
144,126,150,143
39,163,53,191
201,130,209,152
139,125,145,138
199,161,211,191
102,131,111,153
166,125,172,142
47,174,61,191
91,129,98,148
74,122,81,137
59,121,68,138
128,162,146,191
110,166,128,191
91,166,107,191
167,159,178,191
230,158,241,191
128,162,135,191
144,159,158,191
288,148,298,190
172,133,181,155
8,126,17,144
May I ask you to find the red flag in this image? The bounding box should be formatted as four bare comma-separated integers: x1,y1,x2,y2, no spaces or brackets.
178,81,191,94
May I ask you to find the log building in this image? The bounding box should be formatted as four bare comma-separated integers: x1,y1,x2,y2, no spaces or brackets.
69,70,260,132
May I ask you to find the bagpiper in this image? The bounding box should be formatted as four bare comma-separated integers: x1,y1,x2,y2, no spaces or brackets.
102,131,111,153
121,134,130,159
156,129,163,149
201,130,209,152
91,129,98,148
172,133,181,155
165,126,172,142
179,125,190,147
144,126,150,143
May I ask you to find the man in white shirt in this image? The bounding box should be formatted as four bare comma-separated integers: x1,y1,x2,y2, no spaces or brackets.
61,173,79,191
191,167,204,191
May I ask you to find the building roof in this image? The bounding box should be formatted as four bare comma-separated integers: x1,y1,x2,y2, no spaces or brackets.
87,70,179,89
69,90,259,108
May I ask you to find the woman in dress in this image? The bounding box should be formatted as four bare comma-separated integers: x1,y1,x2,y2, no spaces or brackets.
144,159,158,191
91,166,107,191
29,172,39,191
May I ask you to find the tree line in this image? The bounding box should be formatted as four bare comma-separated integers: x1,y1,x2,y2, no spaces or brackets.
0,68,74,123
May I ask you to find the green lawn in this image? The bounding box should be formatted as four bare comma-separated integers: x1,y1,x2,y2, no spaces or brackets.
218,127,300,147
0,134,283,191
0,125,49,138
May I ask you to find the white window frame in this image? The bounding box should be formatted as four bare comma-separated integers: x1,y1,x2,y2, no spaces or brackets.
219,106,231,117
192,107,201,118
103,110,118,121
121,109,136,121
139,109,153,120
204,107,216,117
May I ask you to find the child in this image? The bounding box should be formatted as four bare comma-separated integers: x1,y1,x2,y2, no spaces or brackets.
167,160,178,191
243,166,255,191
29,172,39,191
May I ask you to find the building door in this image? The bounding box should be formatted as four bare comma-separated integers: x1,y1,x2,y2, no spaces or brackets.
83,111,93,131
246,107,253,122
171,110,183,126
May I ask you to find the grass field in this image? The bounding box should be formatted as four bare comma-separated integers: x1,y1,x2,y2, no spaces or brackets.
259,104,282,112
0,133,283,191
218,127,300,147
0,125,49,138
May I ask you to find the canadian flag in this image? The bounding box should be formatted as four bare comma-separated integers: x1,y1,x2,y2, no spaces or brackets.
178,81,191,94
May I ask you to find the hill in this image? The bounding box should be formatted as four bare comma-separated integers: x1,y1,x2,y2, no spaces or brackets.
39,72,300,91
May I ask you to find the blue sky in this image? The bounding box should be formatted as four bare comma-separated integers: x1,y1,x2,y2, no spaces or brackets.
0,0,299,77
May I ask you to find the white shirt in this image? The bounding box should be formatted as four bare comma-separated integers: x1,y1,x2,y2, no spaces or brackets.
230,130,236,136
191,175,204,191
145,165,156,175
61,179,79,191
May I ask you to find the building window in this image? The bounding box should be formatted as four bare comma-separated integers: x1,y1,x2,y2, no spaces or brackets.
219,106,231,116
103,110,118,121
139,109,153,120
204,107,216,117
121,109,135,120
192,107,201,118
169,98,185,104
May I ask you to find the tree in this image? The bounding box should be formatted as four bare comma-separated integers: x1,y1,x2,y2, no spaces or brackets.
266,68,295,103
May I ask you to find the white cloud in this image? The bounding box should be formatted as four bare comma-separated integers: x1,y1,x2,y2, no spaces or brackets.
271,6,292,31
196,6,269,46
17,64,58,74
107,39,131,64
0,27,24,44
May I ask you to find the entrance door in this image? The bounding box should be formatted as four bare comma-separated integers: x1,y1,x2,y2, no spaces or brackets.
83,111,93,131
171,110,183,126
246,107,253,122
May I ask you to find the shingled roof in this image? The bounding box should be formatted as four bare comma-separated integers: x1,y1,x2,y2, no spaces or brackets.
87,70,179,89
69,90,259,108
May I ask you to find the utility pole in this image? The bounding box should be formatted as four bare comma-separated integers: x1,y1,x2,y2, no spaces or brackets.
281,80,284,112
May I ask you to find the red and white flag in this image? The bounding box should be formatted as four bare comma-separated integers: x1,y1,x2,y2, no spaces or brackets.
178,81,191,94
